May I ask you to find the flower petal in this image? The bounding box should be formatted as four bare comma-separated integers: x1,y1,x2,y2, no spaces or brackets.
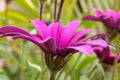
59,20,80,47
68,45,94,55
107,9,117,21
83,15,100,21
32,34,42,41
85,39,108,47
75,34,110,45
39,37,57,56
48,22,61,46
0,26,32,37
30,20,50,39
68,29,92,45
13,35,56,55
13,34,41,47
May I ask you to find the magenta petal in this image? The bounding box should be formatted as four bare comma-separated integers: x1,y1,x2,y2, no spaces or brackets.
85,39,108,47
75,34,110,45
13,34,56,55
32,34,42,41
59,20,80,47
30,20,50,39
68,45,94,55
39,37,57,55
68,29,92,45
83,15,100,21
107,9,117,20
13,34,41,47
0,26,32,37
89,8,105,16
48,22,61,46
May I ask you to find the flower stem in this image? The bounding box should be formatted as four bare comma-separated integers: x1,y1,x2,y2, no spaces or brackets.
50,71,57,80
54,0,57,22
39,1,44,20
88,65,97,77
56,0,64,21
112,52,119,80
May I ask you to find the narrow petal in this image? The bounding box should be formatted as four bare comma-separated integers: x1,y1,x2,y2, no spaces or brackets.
30,20,50,39
0,26,32,37
83,15,100,21
48,22,61,46
13,34,42,47
59,20,80,47
75,34,110,45
85,39,108,47
13,35,56,55
68,45,94,55
39,37,57,56
68,29,92,45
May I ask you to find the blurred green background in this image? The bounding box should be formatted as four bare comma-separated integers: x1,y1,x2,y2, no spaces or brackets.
0,0,120,80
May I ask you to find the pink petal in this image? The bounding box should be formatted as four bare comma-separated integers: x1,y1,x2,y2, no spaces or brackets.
59,20,81,47
106,9,117,21
0,26,32,37
68,29,92,45
75,34,110,45
32,34,42,41
68,45,94,55
30,20,50,39
48,22,61,46
39,37,57,56
13,34,56,55
13,34,42,47
83,15,100,21
85,39,108,47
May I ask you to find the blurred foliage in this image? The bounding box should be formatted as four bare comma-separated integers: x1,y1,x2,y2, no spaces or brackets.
0,0,120,80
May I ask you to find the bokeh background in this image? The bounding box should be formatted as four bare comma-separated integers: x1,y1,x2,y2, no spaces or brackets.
0,0,120,80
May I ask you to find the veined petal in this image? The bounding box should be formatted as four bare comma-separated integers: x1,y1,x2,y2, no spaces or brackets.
13,35,56,55
32,34,42,41
39,37,57,56
67,45,94,55
30,20,50,39
48,22,61,46
0,26,32,37
59,20,80,47
85,39,108,47
68,29,92,45
75,34,110,45
13,34,42,47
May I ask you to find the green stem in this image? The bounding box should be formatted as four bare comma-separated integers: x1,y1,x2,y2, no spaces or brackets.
112,53,119,80
50,71,57,80
88,65,97,77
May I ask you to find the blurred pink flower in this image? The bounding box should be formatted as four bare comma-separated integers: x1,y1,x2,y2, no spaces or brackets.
94,47,120,65
83,8,120,32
